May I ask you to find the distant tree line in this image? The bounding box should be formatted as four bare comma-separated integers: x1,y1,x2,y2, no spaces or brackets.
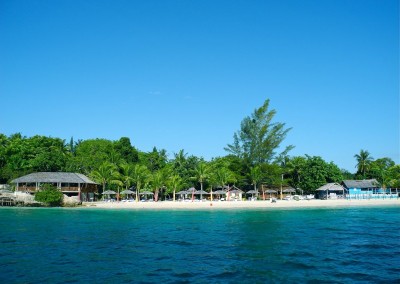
1,99,398,199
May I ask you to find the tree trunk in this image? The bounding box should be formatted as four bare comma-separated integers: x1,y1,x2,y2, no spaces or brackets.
154,188,159,202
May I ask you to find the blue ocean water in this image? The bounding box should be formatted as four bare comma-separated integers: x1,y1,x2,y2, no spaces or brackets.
0,206,399,283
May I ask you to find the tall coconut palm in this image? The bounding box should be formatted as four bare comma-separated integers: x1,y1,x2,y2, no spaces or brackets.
110,174,123,201
90,162,117,191
173,149,187,168
354,150,373,178
191,162,210,200
168,174,183,202
150,170,164,202
119,163,134,190
131,164,150,202
208,174,220,202
90,162,121,200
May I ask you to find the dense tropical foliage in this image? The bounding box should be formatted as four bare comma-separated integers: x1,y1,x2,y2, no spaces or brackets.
1,100,399,199
34,184,64,206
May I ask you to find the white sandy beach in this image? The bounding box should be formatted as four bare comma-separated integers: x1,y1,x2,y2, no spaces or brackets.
83,198,400,210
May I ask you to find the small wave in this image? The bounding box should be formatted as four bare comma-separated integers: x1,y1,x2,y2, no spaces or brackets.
173,272,194,279
284,261,315,270
169,240,194,246
333,271,378,282
288,251,314,258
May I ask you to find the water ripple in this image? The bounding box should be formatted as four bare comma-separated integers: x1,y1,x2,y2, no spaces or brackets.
0,207,399,283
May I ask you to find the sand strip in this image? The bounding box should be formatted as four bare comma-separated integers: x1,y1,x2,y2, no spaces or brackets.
82,198,400,210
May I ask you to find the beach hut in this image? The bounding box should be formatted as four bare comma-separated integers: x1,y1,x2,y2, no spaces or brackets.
315,183,345,199
229,186,243,201
11,172,98,201
341,179,384,199
265,189,277,199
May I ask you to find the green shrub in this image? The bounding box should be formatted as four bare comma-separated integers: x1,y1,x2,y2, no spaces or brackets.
34,184,63,206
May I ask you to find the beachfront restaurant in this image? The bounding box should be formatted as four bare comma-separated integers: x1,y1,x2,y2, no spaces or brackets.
341,179,398,199
11,172,98,201
316,183,346,199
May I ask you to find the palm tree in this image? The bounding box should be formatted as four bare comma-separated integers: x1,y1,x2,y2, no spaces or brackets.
150,170,164,202
191,162,210,200
248,166,263,198
208,174,220,202
90,162,121,200
110,174,123,201
173,149,187,168
119,163,134,191
168,174,183,202
90,162,116,191
214,167,236,201
354,150,373,178
131,164,150,202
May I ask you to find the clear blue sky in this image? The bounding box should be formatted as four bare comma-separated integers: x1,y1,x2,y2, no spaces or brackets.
1,0,399,172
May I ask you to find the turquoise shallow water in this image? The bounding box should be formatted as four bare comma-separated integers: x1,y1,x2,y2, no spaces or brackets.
0,206,399,283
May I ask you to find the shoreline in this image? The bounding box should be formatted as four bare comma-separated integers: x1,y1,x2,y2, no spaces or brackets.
81,198,400,210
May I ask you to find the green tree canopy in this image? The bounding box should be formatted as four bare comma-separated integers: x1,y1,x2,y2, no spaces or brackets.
225,99,294,166
167,174,184,201
386,165,400,188
34,184,64,206
248,166,263,192
289,155,343,193
114,137,139,164
131,164,151,201
354,149,374,178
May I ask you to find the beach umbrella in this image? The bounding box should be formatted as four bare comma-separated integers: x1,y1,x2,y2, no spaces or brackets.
176,190,188,201
211,190,226,200
187,187,196,193
102,190,116,201
139,191,154,201
194,189,209,201
247,190,258,197
265,189,277,199
283,188,296,197
246,189,259,200
120,189,135,200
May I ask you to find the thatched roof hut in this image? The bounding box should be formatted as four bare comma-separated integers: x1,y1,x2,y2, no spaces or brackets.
341,179,380,190
11,172,98,195
316,183,346,192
